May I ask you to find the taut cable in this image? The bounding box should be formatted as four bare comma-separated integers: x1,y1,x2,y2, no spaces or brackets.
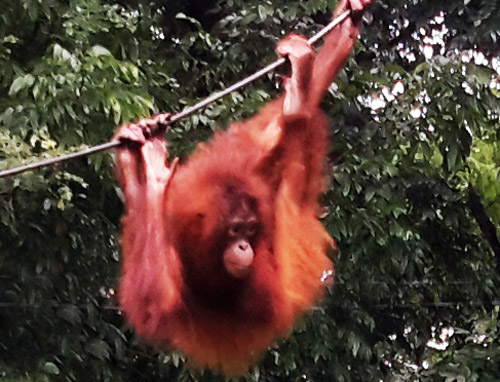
0,10,350,179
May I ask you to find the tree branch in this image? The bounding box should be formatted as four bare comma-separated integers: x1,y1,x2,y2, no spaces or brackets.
468,187,500,262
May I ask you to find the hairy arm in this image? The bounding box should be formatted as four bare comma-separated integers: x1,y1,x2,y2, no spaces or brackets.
276,0,374,206
115,117,182,339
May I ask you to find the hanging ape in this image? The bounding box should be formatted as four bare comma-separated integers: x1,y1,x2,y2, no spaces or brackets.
115,0,373,374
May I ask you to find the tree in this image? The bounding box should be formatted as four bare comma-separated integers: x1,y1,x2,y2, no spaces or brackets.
1,0,499,381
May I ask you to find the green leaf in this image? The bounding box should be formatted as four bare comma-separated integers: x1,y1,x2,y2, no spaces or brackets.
8,74,35,96
88,45,112,57
85,340,111,360
57,306,82,324
42,362,60,375
447,144,459,171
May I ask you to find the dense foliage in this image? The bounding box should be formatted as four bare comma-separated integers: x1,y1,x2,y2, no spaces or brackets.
1,0,499,381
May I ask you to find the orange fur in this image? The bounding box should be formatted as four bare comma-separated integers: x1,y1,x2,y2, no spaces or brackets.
116,0,373,374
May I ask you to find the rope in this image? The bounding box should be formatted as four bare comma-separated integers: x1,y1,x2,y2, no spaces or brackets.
0,10,351,179
1,299,499,310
